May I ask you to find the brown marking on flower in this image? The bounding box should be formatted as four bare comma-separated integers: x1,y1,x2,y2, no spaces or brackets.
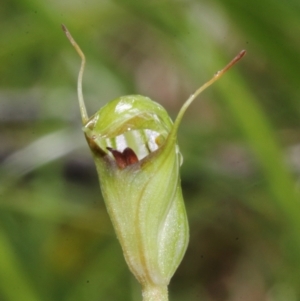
107,147,139,169
85,135,106,157
123,147,139,165
106,147,127,169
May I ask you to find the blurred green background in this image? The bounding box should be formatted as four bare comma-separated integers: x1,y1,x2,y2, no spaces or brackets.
1,0,300,300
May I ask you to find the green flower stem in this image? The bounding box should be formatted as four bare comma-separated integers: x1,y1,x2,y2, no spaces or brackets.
142,285,168,301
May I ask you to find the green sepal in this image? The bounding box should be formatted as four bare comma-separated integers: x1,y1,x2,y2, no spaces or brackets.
83,95,189,286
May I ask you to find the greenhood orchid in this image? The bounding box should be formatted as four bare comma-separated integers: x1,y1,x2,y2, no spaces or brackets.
62,24,245,301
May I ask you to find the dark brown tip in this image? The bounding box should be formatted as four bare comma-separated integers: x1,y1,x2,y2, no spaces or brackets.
236,50,246,62
222,50,247,73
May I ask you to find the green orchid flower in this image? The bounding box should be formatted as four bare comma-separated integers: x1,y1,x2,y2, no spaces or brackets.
62,24,245,301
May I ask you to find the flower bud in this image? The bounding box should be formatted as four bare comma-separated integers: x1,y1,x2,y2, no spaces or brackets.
84,95,189,290
62,23,245,301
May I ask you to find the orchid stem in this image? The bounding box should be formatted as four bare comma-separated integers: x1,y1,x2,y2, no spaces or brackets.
142,285,168,301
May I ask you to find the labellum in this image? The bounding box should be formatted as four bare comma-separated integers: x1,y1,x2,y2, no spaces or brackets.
62,24,245,301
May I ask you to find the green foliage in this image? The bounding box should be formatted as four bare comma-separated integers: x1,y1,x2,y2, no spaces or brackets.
0,0,300,300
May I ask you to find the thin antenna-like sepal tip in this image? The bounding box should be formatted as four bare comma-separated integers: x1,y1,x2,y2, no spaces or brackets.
61,24,89,125
61,24,73,44
170,49,246,142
